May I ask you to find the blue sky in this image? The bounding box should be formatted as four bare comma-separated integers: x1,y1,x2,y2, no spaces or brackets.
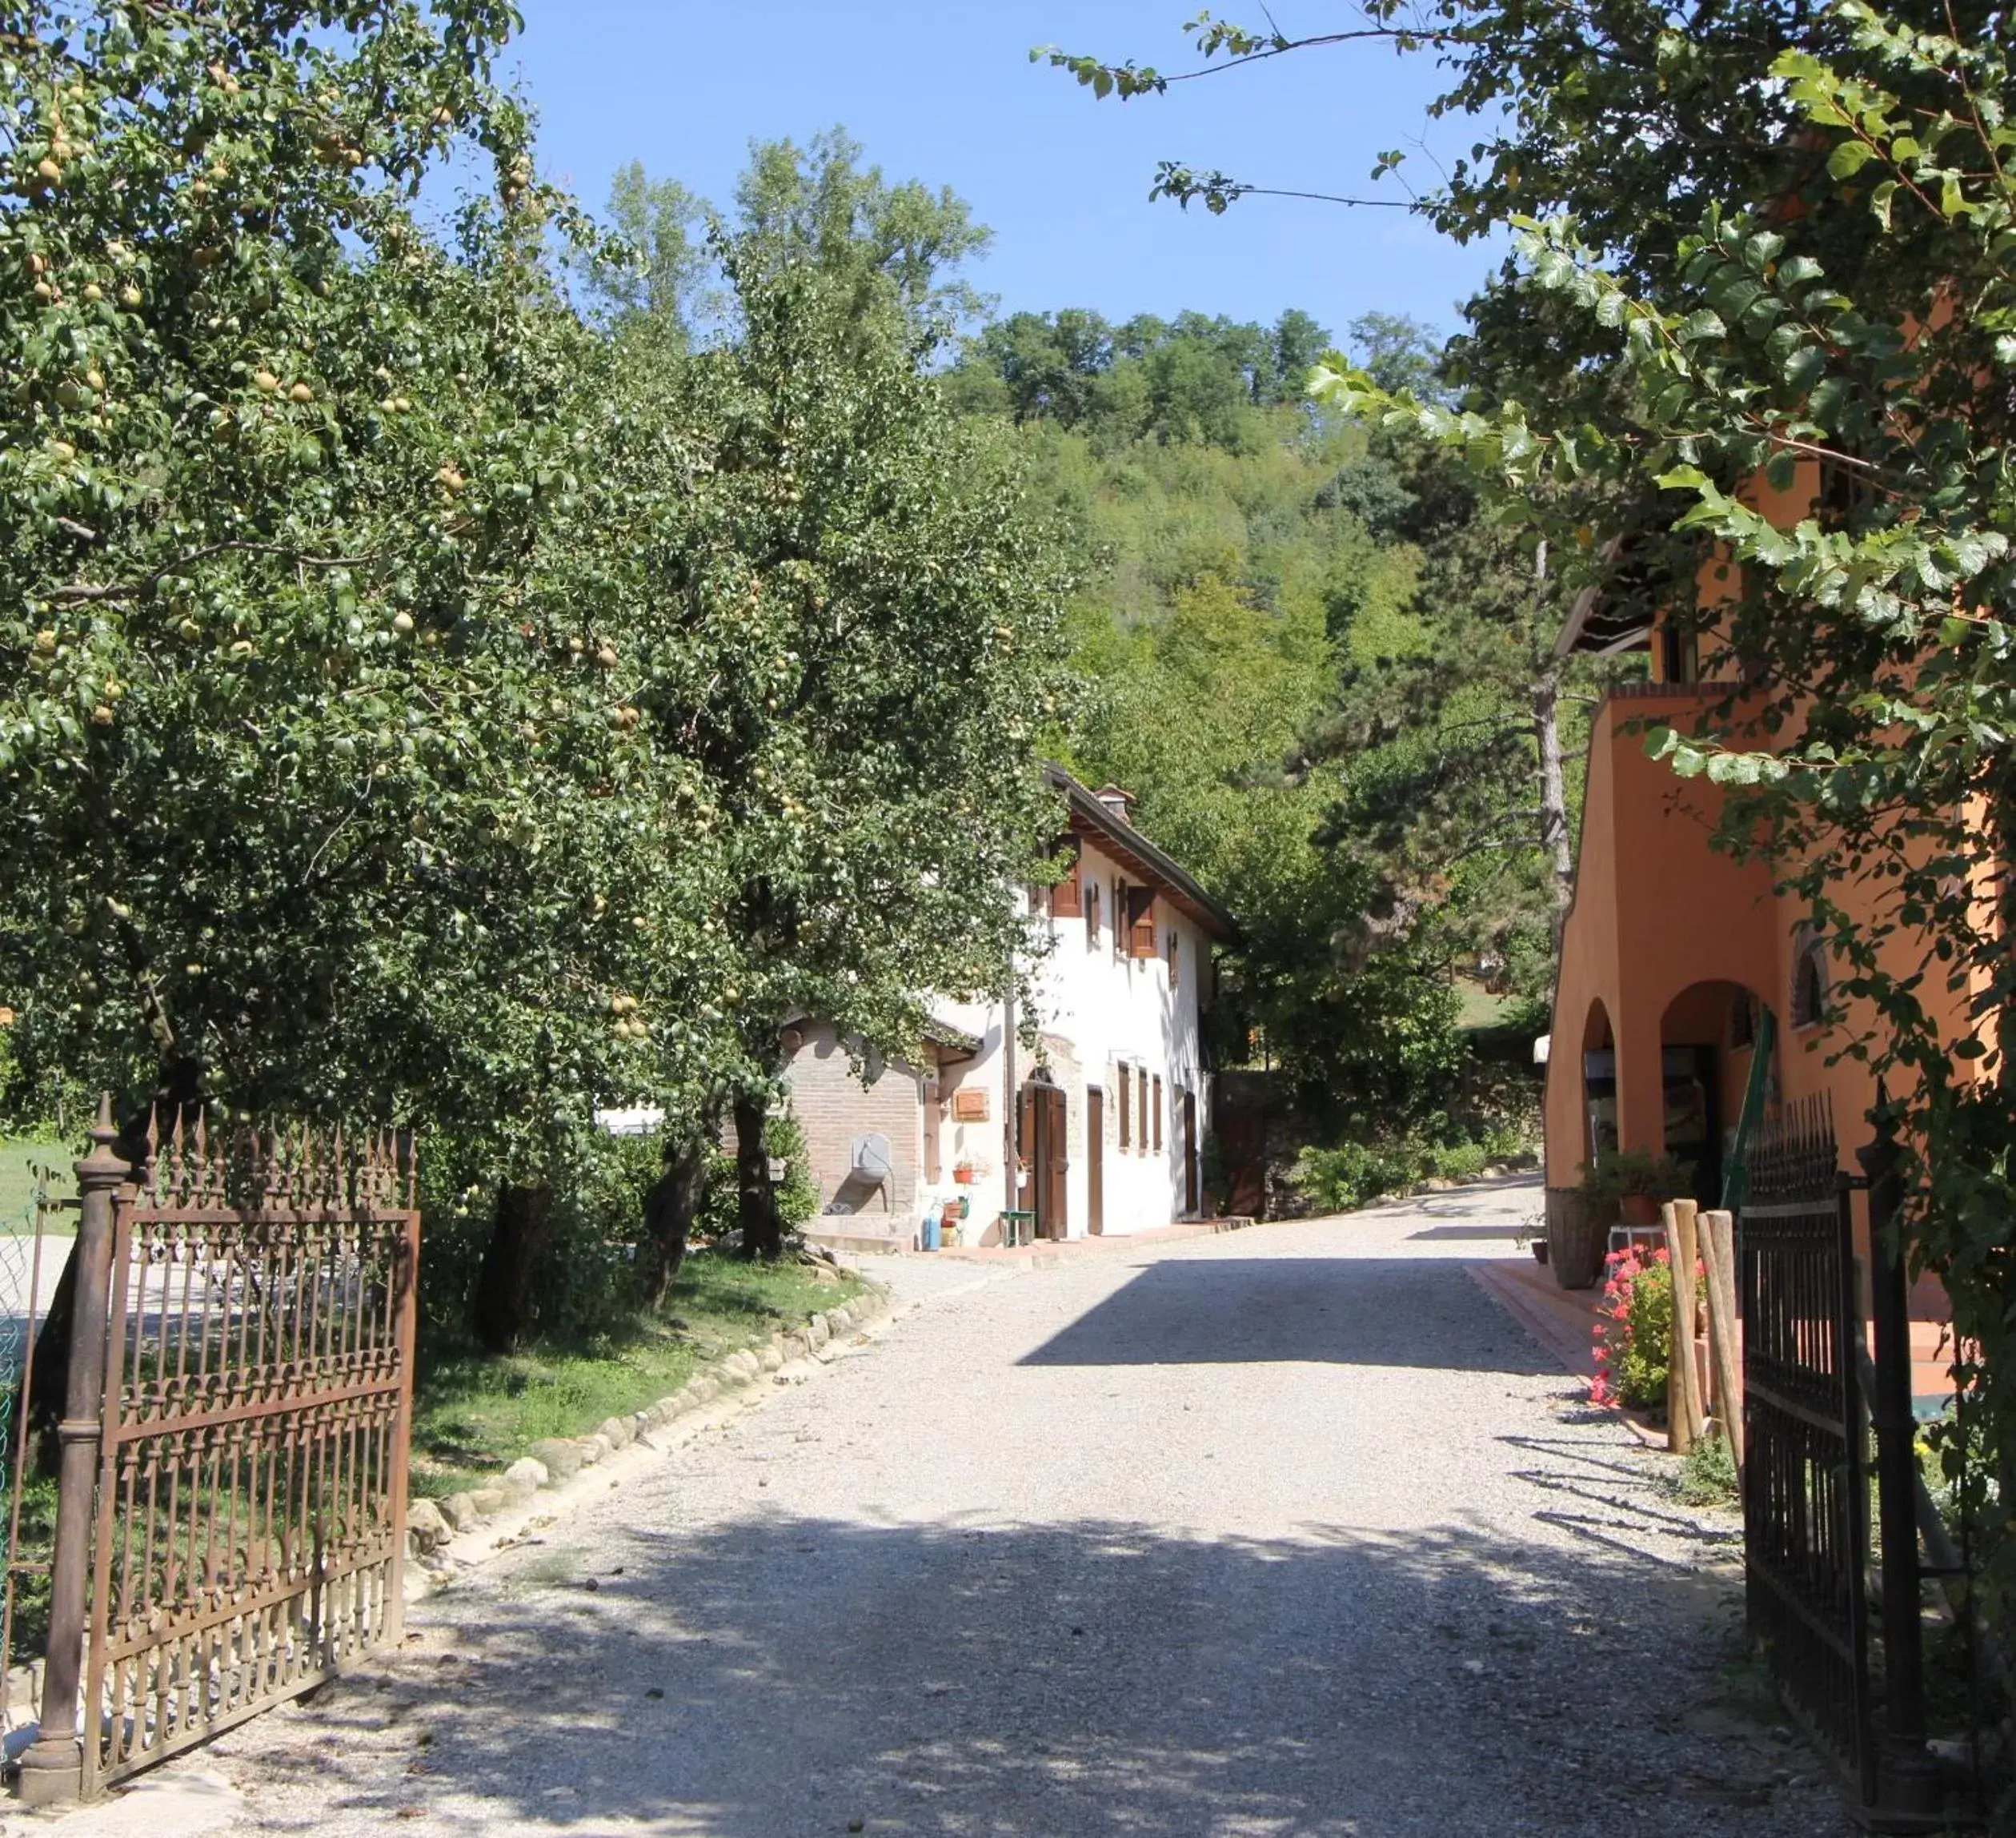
505,2,1505,347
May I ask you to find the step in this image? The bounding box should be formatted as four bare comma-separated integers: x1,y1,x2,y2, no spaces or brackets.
803,1226,908,1257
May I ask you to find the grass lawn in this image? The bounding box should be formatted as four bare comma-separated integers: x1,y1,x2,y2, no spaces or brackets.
1454,977,1516,1031
409,1250,868,1497
0,1135,68,1227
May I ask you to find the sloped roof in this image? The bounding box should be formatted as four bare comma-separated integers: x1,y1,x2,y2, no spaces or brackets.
1042,763,1238,942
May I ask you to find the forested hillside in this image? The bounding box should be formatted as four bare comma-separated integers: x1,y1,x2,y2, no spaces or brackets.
950,308,1624,1174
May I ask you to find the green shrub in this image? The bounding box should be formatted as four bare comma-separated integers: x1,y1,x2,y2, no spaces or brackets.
695,1105,819,1245
1428,1141,1489,1183
415,1127,663,1348
1290,1138,1429,1211
769,1110,820,1230
1291,1118,1529,1214
1679,1429,1739,1505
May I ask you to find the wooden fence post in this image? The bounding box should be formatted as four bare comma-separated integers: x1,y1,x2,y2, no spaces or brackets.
1664,1198,1704,1452
1698,1207,1744,1470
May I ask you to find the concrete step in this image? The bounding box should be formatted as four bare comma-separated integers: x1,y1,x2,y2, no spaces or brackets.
803,1225,909,1257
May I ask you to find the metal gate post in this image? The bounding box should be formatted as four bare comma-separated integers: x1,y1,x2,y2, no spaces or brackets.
17,1098,126,1805
1858,1102,1941,1820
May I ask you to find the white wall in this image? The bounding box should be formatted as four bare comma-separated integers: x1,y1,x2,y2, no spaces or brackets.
927,835,1214,1240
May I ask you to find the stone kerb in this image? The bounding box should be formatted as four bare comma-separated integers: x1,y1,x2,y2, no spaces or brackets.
404,1284,891,1565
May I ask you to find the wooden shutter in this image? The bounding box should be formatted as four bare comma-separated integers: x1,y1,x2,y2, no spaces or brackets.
1136,1067,1148,1151
1085,881,1101,950
1168,932,1180,989
1127,887,1157,960
1112,880,1127,960
1050,844,1083,919
1116,1065,1131,1150
1152,1077,1164,1152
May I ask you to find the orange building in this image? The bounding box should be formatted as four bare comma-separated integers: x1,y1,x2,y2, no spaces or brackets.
1541,465,1974,1374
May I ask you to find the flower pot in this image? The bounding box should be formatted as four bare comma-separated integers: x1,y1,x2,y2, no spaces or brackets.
1532,1238,1551,1266
1549,1198,1608,1290
1618,1193,1662,1227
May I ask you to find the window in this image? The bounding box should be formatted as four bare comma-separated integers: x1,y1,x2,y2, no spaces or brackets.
1152,1076,1164,1153
1127,887,1157,960
1117,1064,1131,1150
1791,933,1830,1029
1085,880,1102,950
1168,931,1180,989
1050,844,1083,920
1112,880,1128,961
1657,619,1699,684
1818,455,1878,529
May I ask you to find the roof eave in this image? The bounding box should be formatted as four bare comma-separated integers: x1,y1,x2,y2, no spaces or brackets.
1042,763,1240,943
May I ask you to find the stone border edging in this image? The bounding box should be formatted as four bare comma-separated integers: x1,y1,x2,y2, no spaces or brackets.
403,1280,892,1580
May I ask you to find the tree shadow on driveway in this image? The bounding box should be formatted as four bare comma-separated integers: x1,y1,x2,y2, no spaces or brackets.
1014,1258,1561,1377
215,1505,1846,1838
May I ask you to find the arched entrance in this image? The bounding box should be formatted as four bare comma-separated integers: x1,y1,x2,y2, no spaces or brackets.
1581,998,1617,1173
1659,980,1774,1207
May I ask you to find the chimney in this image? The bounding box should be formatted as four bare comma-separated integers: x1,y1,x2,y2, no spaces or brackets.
1093,785,1136,825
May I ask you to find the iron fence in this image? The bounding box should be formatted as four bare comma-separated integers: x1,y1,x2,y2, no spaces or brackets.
13,1102,419,1804
1739,1095,1873,1802
1739,1094,1942,1829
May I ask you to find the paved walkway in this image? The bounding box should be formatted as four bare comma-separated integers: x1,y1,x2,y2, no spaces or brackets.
111,1177,1849,1837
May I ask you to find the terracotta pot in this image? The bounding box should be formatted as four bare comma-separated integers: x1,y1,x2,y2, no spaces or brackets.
1618,1192,1662,1227
1532,1238,1551,1266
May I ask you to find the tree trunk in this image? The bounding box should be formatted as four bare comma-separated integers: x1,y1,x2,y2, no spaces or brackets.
733,1094,782,1262
470,1182,555,1352
638,1141,707,1309
1533,654,1575,967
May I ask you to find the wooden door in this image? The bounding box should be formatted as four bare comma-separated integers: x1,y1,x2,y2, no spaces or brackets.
1038,1084,1068,1240
1088,1088,1105,1235
1183,1089,1200,1214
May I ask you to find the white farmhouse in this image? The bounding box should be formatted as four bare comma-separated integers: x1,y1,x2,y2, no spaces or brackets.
786,765,1236,1250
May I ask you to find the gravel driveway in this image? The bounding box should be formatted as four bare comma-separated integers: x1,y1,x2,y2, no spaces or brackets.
114,1175,1851,1837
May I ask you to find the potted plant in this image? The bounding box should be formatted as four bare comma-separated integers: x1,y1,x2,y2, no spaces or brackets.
1581,1148,1689,1228
1549,1188,1608,1290
1513,1212,1549,1265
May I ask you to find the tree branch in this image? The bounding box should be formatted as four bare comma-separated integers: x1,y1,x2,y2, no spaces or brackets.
1041,26,1461,97
45,541,375,605
1160,178,1415,211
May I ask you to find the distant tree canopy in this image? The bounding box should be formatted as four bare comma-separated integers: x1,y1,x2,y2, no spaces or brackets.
948,305,1560,1130
591,127,995,345
946,307,1329,449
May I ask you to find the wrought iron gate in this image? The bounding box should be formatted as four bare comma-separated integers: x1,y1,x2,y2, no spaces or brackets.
1738,1097,1874,1800
1739,1095,1940,1828
17,1099,419,1802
